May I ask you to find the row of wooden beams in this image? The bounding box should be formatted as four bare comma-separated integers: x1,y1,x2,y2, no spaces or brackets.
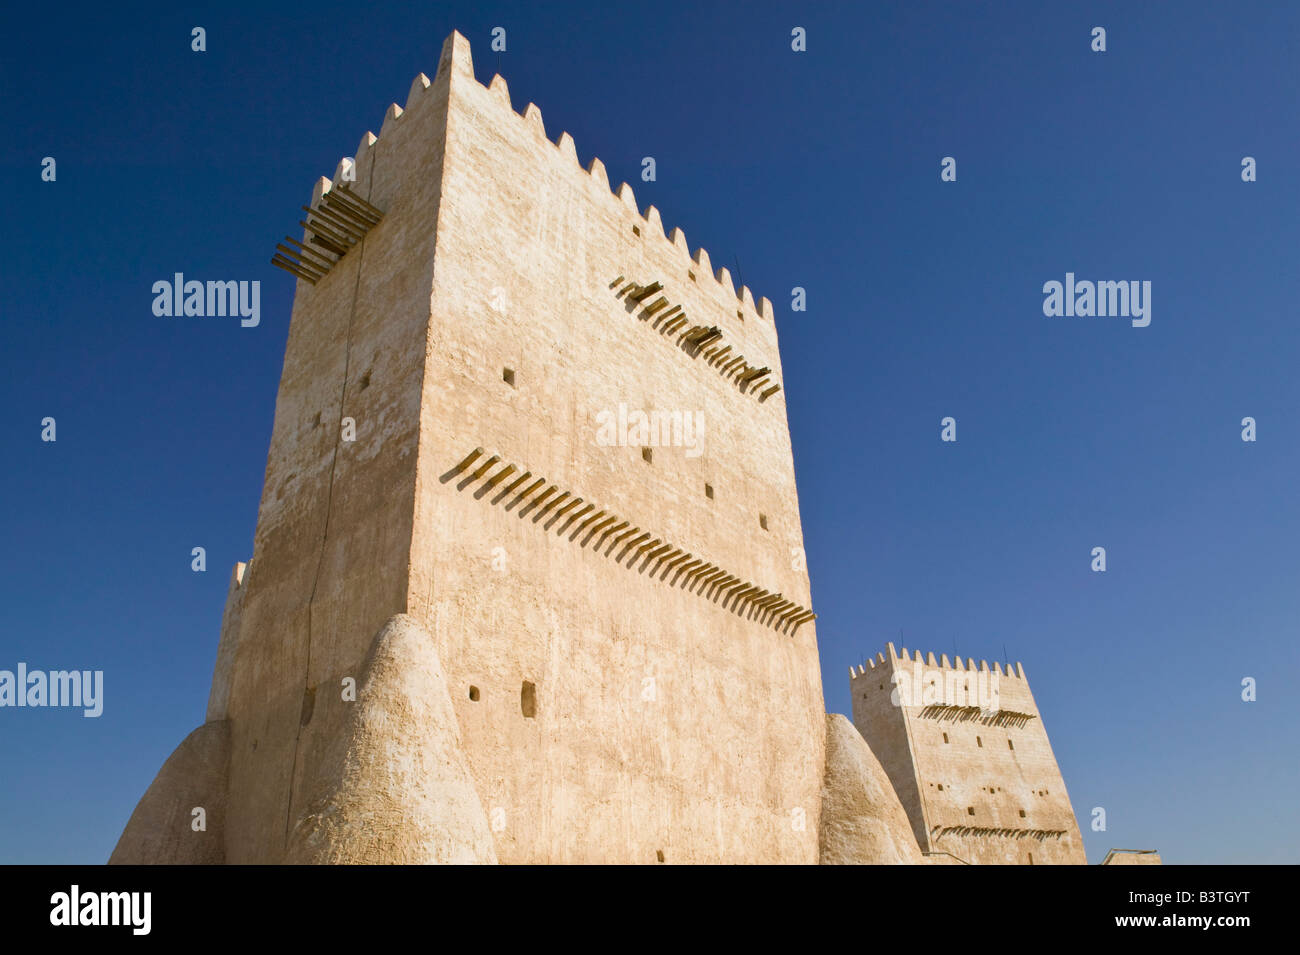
272,187,384,287
611,274,786,404
297,217,349,255
629,281,663,302
302,204,366,242
451,448,816,632
271,254,321,285
282,236,335,270
321,185,383,225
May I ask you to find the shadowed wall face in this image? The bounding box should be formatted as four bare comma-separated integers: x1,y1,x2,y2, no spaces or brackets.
218,57,452,865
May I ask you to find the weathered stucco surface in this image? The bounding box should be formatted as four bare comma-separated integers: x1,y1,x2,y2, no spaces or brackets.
404,32,824,866
285,614,496,864
114,30,825,864
110,720,229,865
819,714,923,864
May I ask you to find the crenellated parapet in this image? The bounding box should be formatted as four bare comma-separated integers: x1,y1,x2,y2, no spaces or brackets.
270,31,778,342
849,642,1026,682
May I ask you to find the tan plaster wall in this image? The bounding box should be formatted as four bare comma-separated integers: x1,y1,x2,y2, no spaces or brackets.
209,31,823,864
851,652,928,849
819,714,924,864
110,721,229,865
285,614,497,864
218,50,452,864
852,645,1086,865
401,34,825,863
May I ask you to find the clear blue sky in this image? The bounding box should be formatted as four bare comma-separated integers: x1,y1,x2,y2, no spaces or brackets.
2,0,1296,864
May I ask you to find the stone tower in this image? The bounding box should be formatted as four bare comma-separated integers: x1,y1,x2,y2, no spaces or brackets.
850,644,1087,864
112,31,828,864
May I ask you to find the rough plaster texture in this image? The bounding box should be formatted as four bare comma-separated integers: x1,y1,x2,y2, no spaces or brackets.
851,644,1087,865
285,614,497,864
403,32,825,864
109,720,229,865
819,715,924,864
116,31,825,864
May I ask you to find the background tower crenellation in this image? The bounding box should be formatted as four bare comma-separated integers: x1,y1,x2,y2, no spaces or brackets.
849,643,1026,681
